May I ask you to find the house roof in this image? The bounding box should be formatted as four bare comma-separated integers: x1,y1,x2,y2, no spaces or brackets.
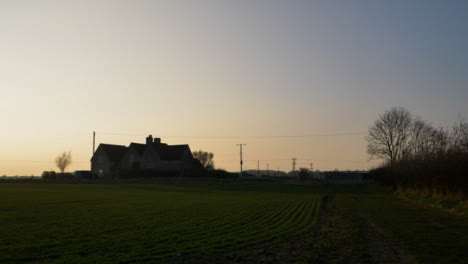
129,143,147,156
99,144,128,163
150,144,190,160
163,144,191,160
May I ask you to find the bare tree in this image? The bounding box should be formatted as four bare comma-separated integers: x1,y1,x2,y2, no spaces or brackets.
405,117,426,158
405,117,444,159
366,107,412,165
192,150,214,170
55,151,72,173
447,117,468,154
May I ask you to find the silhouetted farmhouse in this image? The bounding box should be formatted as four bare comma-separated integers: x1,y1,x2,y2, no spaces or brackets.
91,135,193,178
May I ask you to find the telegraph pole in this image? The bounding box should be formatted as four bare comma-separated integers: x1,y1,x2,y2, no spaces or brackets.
278,166,280,177
93,131,96,155
237,144,246,177
292,158,296,176
257,160,260,177
267,163,269,176
91,131,96,171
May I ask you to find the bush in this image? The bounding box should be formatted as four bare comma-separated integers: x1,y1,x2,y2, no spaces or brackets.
370,154,468,199
57,173,74,179
298,168,312,181
206,169,239,179
191,159,207,178
42,171,57,179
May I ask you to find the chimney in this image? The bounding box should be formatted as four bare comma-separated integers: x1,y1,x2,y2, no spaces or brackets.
146,135,153,145
154,138,161,144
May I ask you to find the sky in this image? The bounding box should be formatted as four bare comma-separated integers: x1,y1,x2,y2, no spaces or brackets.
1,0,467,176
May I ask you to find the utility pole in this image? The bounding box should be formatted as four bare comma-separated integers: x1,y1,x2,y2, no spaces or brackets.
93,131,96,155
278,166,280,177
310,162,314,180
267,163,269,176
292,158,296,177
257,160,260,177
91,131,96,171
237,144,246,177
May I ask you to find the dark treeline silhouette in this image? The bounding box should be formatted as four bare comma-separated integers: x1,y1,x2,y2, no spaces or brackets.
368,107,468,199
244,170,288,177
42,171,73,179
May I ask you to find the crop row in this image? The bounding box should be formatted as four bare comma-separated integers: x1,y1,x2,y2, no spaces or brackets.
134,196,321,260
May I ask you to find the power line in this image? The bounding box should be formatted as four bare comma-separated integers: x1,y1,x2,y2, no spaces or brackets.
94,131,367,139
214,158,380,163
0,160,89,163
89,125,458,139
0,158,378,164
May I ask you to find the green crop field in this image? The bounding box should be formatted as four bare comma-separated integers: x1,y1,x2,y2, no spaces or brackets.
0,184,321,263
1,183,467,264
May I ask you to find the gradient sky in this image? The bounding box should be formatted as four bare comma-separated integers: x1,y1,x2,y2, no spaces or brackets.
1,0,467,175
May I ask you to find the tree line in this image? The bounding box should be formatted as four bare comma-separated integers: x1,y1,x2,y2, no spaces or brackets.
367,107,468,199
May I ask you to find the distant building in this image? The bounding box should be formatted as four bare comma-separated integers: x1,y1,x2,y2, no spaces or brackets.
91,135,193,179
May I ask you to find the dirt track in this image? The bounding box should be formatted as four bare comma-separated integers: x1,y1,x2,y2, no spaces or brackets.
221,195,419,264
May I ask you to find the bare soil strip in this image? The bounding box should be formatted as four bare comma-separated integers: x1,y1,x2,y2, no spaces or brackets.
360,214,417,264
